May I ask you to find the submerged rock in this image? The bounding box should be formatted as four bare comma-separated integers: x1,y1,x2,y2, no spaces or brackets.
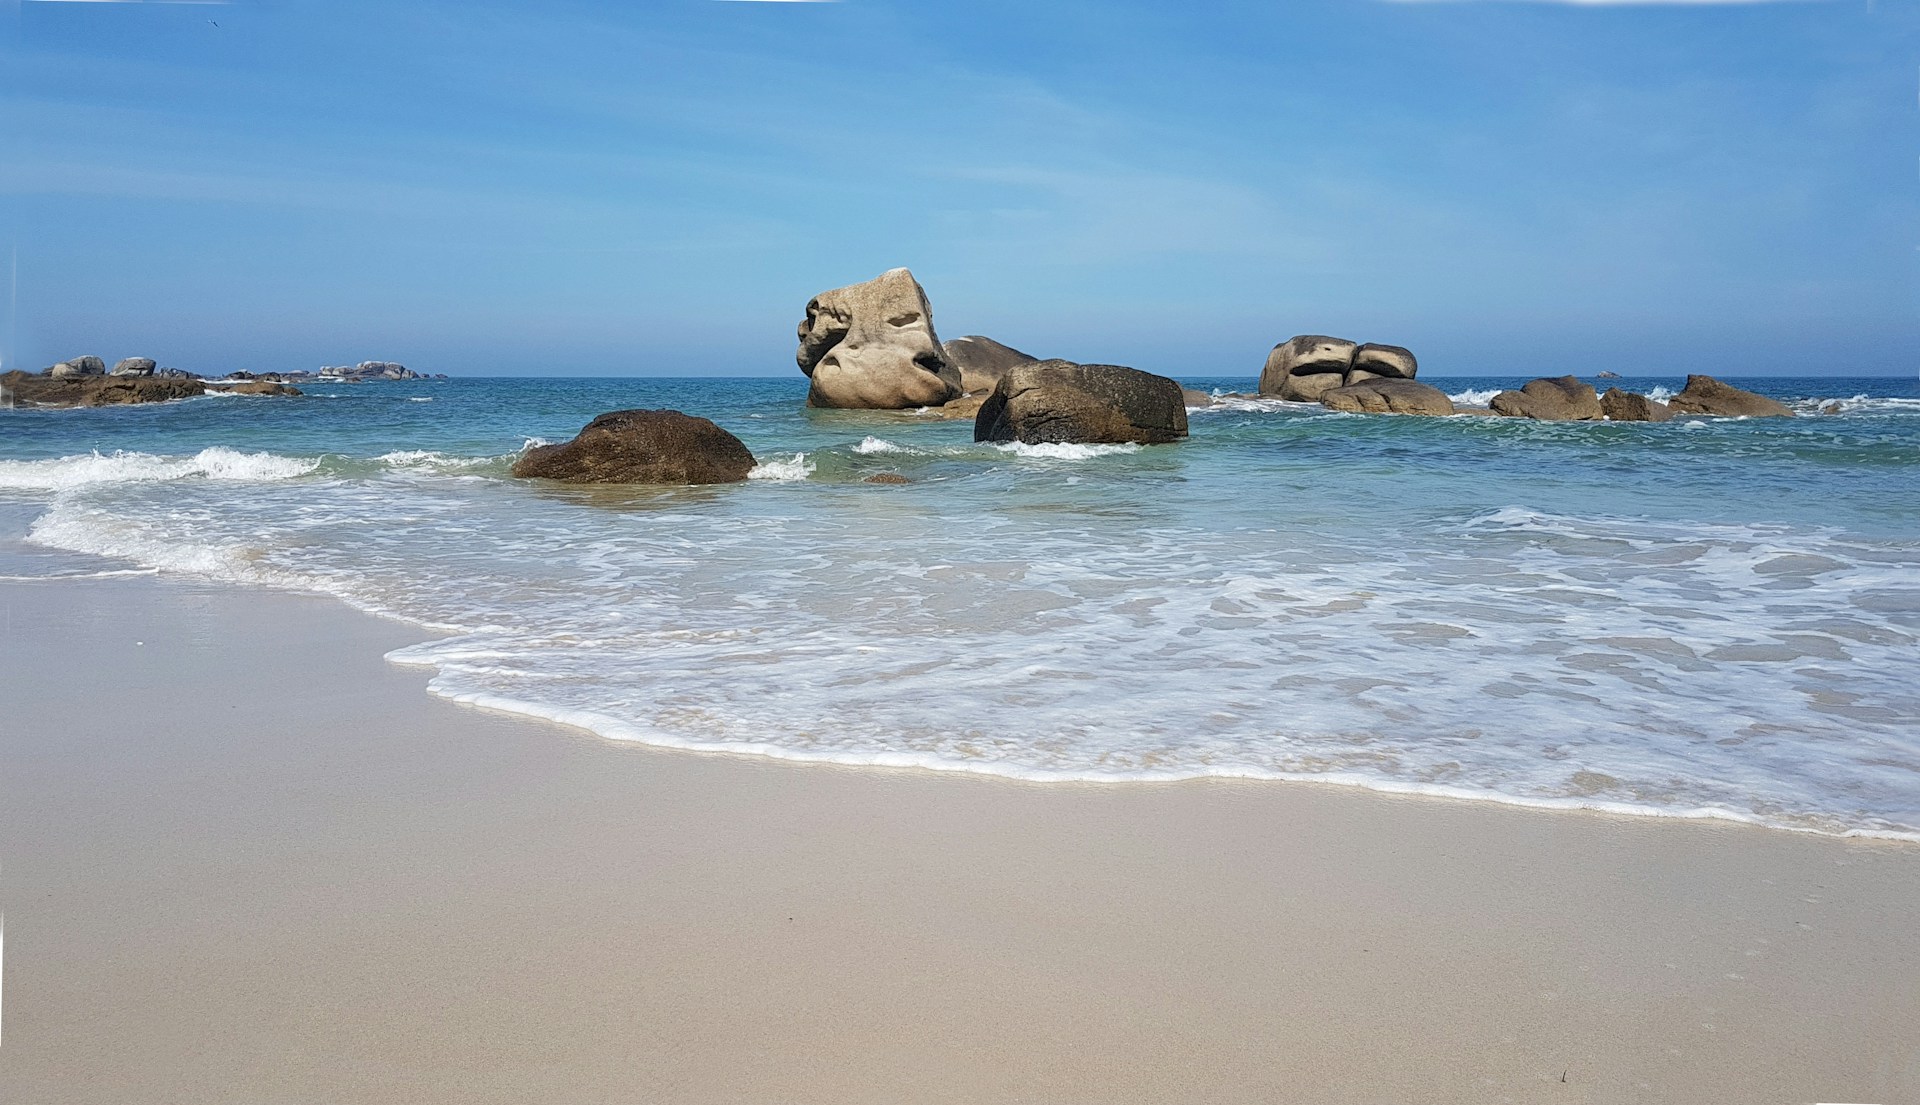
942,335,1036,396
974,360,1187,446
797,268,961,410
863,473,911,485
1600,388,1672,423
1666,375,1793,418
1181,388,1217,408
1489,376,1602,421
216,380,303,397
511,409,756,485
1319,378,1454,416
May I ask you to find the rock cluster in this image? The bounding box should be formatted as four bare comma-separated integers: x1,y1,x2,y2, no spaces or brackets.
2,369,205,408
1259,336,1418,402
797,268,962,409
974,360,1188,446
319,361,420,381
511,409,757,485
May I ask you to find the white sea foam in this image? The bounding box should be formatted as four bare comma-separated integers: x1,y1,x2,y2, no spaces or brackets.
854,437,910,455
992,441,1143,459
0,447,319,490
1446,388,1502,406
408,397,433,403
748,452,815,480
1646,385,1676,402
375,450,493,471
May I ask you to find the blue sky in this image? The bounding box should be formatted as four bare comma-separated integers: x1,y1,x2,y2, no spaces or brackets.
2,0,1914,377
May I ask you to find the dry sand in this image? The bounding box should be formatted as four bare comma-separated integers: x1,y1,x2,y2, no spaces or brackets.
1,577,1915,1104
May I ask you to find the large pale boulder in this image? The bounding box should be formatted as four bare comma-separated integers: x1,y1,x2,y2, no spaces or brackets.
1349,343,1417,383
1490,376,1602,421
1258,335,1356,401
797,268,961,409
942,335,1036,395
1600,388,1672,423
511,409,756,485
1319,378,1454,417
1666,375,1793,418
111,357,157,377
47,356,106,378
974,360,1187,446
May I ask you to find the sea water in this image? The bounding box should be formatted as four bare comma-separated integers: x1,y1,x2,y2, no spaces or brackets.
2,375,1916,839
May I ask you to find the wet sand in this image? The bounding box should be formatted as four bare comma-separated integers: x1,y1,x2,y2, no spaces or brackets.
2,577,1915,1104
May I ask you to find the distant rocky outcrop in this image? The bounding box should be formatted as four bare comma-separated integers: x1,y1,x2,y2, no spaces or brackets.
1320,378,1454,417
2,369,204,408
942,335,1037,396
974,360,1187,446
1666,375,1794,418
318,361,419,381
1600,388,1672,423
511,409,757,485
1490,376,1603,421
1258,335,1417,402
110,357,157,377
797,268,961,409
211,380,304,397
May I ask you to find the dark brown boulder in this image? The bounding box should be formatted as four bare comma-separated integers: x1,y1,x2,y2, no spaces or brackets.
1319,378,1454,416
1666,375,1793,418
511,409,756,485
974,360,1187,445
863,473,911,485
1600,388,1672,423
1489,375,1602,421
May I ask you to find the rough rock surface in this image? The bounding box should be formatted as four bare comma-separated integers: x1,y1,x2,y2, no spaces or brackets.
797,268,961,409
48,355,107,378
1666,375,1793,418
863,473,911,485
1258,335,1357,400
942,335,1036,396
216,381,303,397
1319,378,1455,417
1181,388,1216,408
974,360,1187,445
111,357,158,377
3,370,204,407
1350,343,1418,382
1600,388,1672,423
511,409,756,485
1489,376,1603,421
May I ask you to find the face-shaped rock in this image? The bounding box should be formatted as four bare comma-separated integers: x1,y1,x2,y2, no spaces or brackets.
796,268,962,409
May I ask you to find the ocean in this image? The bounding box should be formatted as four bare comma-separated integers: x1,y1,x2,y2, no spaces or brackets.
3,375,1916,839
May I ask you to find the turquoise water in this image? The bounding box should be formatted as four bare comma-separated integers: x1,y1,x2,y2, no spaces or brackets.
3,375,1917,838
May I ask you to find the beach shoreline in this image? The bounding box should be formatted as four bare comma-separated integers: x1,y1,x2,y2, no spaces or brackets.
2,573,1915,1104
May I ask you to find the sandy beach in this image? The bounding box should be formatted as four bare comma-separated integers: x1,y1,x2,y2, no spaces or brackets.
0,575,1913,1104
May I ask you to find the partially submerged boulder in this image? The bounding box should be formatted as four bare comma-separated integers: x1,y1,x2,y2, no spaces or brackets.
941,335,1036,396
1319,378,1454,417
1600,388,1672,423
511,409,756,485
110,357,157,377
216,380,303,397
797,268,961,409
1181,388,1217,408
1490,376,1602,421
974,360,1187,446
1666,375,1793,418
1258,335,1356,401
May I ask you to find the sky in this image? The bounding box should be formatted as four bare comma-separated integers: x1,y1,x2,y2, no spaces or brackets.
1,0,1915,378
